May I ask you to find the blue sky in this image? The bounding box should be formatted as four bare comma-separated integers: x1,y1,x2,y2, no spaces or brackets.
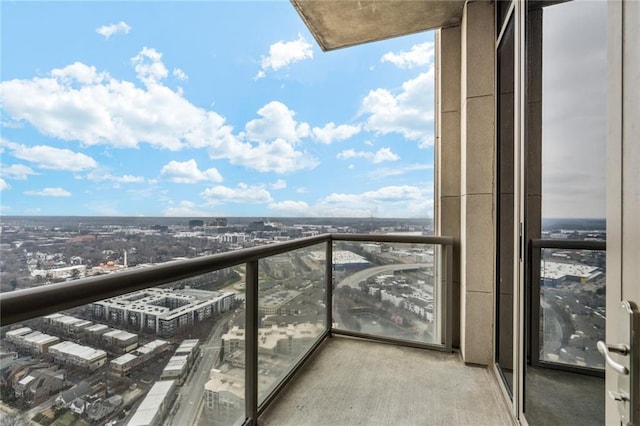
0,1,435,218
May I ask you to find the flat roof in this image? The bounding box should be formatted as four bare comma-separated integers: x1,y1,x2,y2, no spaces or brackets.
49,341,106,362
111,353,137,366
542,261,599,280
6,327,32,337
103,329,137,341
24,332,59,346
86,324,110,333
127,381,175,426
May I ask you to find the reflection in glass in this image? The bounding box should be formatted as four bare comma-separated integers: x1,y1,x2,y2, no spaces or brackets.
332,241,441,345
256,243,327,405
525,1,607,425
538,249,605,369
1,270,245,426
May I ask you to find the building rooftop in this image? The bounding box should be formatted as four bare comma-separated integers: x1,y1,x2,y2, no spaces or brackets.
103,329,137,342
205,371,244,399
541,261,600,281
49,341,106,361
127,380,175,426
111,353,137,366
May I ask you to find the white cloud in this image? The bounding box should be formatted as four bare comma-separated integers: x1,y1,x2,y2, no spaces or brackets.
86,172,145,183
372,148,400,163
244,101,309,143
0,52,318,173
0,178,9,191
173,68,188,81
201,183,273,205
2,164,37,180
318,185,432,217
131,47,168,85
217,137,318,174
4,140,97,171
337,147,399,163
268,185,433,218
270,179,287,190
24,187,71,197
268,200,311,216
255,33,313,80
418,134,434,149
311,123,361,144
372,163,433,178
96,21,131,39
161,159,223,183
361,69,435,146
381,42,435,69
163,201,214,217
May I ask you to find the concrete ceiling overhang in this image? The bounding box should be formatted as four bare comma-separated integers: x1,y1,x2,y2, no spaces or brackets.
291,0,466,51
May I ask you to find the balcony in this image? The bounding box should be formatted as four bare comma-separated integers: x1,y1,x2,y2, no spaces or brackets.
0,233,512,425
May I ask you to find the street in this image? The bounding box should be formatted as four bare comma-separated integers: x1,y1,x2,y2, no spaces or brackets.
166,314,229,426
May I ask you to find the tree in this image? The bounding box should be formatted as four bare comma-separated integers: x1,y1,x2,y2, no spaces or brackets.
70,269,80,280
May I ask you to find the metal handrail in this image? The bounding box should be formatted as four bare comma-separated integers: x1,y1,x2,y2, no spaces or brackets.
528,238,606,377
530,238,605,250
0,232,454,425
0,234,329,325
0,233,453,326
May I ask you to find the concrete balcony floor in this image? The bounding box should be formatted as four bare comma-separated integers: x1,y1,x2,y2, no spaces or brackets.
259,336,513,426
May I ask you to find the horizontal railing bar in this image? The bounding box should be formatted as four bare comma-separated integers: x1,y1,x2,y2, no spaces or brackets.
1,233,447,326
530,239,606,250
332,233,453,245
536,360,605,378
1,234,329,325
331,328,447,352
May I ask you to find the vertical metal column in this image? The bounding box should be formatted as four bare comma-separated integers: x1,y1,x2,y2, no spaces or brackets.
245,260,258,424
445,242,453,352
529,245,541,367
325,240,333,334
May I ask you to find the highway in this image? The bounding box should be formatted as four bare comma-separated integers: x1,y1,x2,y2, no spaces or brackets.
338,263,431,293
167,314,229,426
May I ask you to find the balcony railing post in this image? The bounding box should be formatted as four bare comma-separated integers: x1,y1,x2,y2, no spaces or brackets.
445,242,453,352
326,239,333,335
245,260,259,424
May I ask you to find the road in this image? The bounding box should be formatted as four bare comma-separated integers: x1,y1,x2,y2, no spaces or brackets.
339,263,431,293
167,314,229,426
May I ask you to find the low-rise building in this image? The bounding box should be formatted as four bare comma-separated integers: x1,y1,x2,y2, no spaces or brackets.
90,288,235,337
222,323,324,361
127,380,176,426
110,353,138,376
48,341,107,371
204,371,244,425
6,329,60,354
102,329,138,353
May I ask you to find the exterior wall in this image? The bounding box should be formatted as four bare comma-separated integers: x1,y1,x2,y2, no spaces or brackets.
436,25,462,349
438,0,495,365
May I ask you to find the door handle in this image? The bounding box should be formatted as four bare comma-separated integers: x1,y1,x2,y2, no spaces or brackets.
597,341,630,375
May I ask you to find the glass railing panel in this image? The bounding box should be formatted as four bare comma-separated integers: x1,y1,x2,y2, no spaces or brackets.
0,268,245,426
256,242,327,405
538,248,606,369
332,241,442,346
